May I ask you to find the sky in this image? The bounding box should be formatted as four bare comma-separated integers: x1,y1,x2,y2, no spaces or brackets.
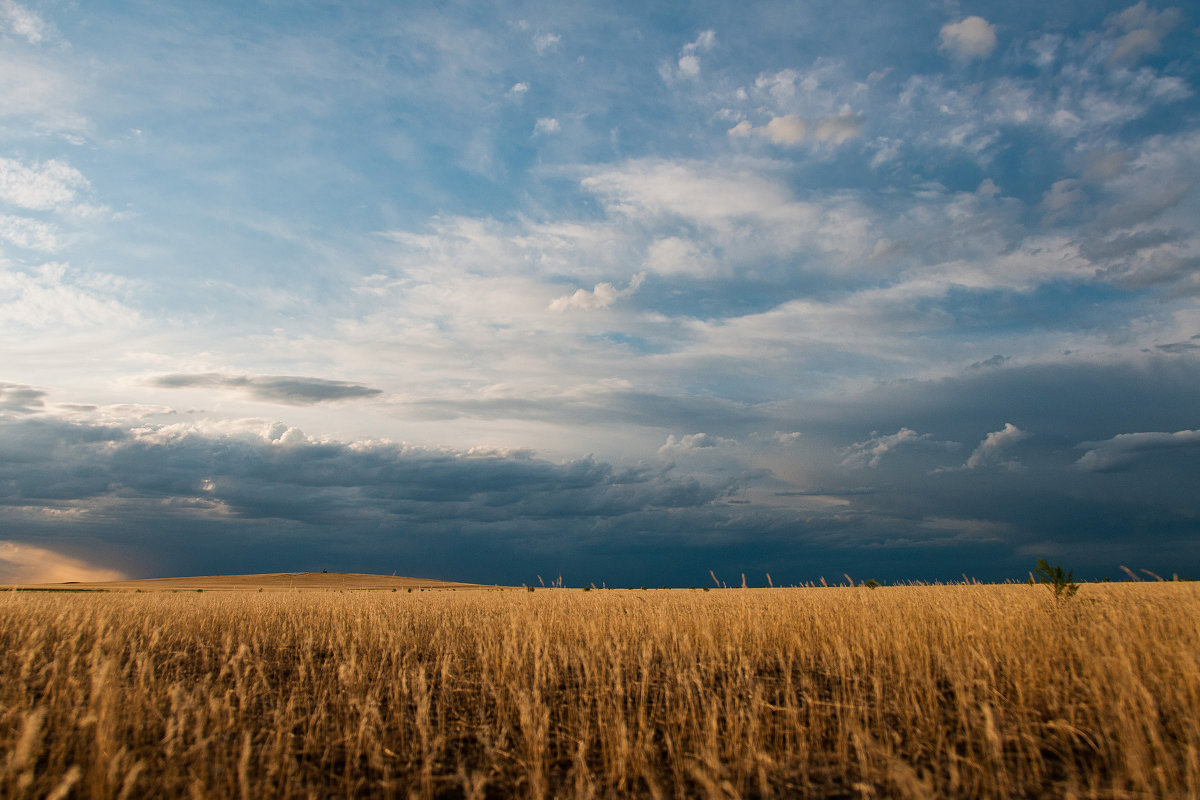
1,0,1198,587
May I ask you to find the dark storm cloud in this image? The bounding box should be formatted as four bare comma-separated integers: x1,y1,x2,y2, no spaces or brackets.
0,416,763,583
5,352,1200,587
771,355,1200,578
150,373,383,405
0,413,1045,587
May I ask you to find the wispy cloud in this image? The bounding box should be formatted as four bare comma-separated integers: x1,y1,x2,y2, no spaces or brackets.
1076,429,1200,472
0,157,89,211
840,428,957,469
149,374,383,405
1102,2,1183,67
0,0,52,45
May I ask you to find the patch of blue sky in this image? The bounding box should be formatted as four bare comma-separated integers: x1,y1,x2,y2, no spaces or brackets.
913,282,1146,338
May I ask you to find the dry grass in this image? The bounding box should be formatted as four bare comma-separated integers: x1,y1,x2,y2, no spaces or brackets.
1,582,1198,798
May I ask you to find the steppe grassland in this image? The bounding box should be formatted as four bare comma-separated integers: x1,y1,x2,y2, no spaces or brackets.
1,583,1198,799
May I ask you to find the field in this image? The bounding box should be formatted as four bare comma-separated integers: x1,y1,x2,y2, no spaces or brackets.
1,580,1198,799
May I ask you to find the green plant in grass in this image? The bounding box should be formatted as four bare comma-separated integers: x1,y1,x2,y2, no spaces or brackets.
1033,558,1080,601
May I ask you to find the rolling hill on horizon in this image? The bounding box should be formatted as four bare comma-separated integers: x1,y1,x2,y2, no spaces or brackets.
4,571,489,592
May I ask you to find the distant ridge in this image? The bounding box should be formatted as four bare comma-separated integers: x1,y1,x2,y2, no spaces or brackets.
6,571,488,592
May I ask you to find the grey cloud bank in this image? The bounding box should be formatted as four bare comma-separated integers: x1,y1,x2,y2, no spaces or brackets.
150,374,383,405
3,353,1198,586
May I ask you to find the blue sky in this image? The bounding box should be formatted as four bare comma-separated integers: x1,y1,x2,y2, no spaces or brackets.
1,0,1198,586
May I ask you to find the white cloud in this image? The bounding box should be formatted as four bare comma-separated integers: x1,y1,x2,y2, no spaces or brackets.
1104,2,1183,67
727,120,754,138
678,54,701,77
841,427,935,469
507,82,529,98
644,236,716,277
0,541,127,584
579,159,883,272
533,33,560,55
0,262,139,330
812,113,864,145
0,52,89,136
533,117,560,135
659,432,735,458
726,113,862,147
674,30,716,79
1041,178,1085,220
0,0,51,44
1076,429,1200,472
0,157,89,211
962,423,1029,470
764,115,807,145
548,272,643,312
0,214,63,251
939,16,998,61
581,160,796,223
684,30,717,54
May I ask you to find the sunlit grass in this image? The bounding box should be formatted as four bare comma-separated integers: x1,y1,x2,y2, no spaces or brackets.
2,583,1197,798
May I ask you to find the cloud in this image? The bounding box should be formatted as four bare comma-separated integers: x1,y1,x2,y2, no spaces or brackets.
0,157,89,211
1076,429,1200,472
0,51,89,136
840,428,943,469
548,272,643,312
678,54,701,78
1042,178,1085,222
671,30,716,80
0,415,735,553
532,33,560,55
939,16,998,61
0,0,51,44
0,541,127,584
0,214,63,251
0,382,45,413
969,355,1010,370
764,115,807,145
683,30,717,54
149,374,383,405
659,432,736,458
643,237,716,277
1154,336,1200,354
0,262,138,330
1104,2,1183,67
961,423,1029,471
812,114,864,145
727,113,863,147
580,160,799,224
507,82,529,98
533,117,559,135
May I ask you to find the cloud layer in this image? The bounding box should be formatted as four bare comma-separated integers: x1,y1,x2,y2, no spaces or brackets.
149,374,383,405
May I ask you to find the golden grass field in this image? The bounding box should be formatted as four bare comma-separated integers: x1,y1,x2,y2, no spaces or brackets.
1,578,1197,799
